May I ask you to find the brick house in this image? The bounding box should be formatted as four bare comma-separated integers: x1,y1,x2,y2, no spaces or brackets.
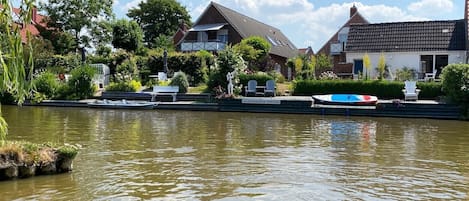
176,2,298,78
316,5,369,78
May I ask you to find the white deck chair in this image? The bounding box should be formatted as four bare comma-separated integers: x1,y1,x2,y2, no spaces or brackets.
402,81,420,101
264,80,275,97
245,80,257,97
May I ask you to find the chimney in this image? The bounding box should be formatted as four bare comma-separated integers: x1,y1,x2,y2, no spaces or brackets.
350,4,357,18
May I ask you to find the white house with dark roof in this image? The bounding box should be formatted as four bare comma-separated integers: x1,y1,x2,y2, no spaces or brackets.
345,20,467,80
343,0,469,80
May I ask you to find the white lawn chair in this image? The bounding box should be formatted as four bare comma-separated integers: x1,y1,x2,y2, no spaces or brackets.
245,80,257,97
264,80,275,97
402,81,420,101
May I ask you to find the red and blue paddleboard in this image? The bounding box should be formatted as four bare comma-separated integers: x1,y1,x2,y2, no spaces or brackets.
312,94,378,105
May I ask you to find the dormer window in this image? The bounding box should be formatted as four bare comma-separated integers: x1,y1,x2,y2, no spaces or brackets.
266,35,278,46
338,27,350,43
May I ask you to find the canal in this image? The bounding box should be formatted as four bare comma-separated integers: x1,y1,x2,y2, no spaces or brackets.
1,105,468,200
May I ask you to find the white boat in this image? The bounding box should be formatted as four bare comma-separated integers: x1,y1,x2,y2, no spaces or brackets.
87,99,155,109
312,94,378,106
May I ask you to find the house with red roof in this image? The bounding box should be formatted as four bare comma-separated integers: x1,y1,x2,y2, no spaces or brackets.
9,7,47,43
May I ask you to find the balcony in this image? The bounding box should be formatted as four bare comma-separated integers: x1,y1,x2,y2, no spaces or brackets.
181,41,226,52
330,42,344,55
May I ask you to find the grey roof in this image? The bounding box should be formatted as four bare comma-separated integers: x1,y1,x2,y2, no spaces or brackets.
346,20,467,52
211,2,298,58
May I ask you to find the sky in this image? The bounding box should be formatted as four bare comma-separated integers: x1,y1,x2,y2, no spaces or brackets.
29,0,466,52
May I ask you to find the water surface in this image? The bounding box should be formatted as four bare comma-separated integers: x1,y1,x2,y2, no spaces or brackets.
1,106,468,200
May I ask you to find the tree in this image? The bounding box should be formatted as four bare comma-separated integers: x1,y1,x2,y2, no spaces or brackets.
127,0,191,47
377,53,386,80
316,53,332,71
233,36,271,70
112,19,144,53
40,0,114,48
242,36,271,58
363,52,371,80
0,0,35,144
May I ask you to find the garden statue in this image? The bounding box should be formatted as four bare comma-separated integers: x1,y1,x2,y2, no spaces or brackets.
226,71,234,95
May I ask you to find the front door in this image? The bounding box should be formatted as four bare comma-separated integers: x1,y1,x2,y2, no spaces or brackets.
354,60,363,75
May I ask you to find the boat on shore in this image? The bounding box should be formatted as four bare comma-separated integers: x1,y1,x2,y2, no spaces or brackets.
312,94,378,106
87,99,156,109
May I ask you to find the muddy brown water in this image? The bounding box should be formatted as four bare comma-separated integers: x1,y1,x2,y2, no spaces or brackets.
1,105,468,200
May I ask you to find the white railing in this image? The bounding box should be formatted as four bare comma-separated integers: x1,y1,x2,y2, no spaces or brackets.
181,41,226,51
330,43,344,55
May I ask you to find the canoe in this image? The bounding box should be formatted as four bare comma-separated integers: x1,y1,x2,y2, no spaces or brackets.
312,94,378,105
87,99,155,109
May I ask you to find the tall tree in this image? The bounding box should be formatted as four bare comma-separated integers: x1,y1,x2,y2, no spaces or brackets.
112,19,144,52
40,0,114,48
127,0,191,47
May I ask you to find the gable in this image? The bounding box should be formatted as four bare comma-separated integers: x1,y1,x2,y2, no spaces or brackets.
346,20,467,52
317,12,369,55
211,2,298,59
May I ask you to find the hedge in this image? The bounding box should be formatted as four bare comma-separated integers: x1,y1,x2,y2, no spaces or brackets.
293,80,444,99
239,73,274,87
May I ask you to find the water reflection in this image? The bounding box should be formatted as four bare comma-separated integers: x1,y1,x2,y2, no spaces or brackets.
1,106,469,200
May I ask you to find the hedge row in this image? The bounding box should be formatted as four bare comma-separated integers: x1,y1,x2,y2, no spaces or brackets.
239,73,274,87
293,80,444,99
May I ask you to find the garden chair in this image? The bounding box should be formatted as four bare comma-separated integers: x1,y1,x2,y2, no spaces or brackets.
245,80,257,97
264,80,275,97
402,81,420,101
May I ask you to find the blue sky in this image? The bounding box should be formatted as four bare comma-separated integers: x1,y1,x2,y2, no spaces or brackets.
31,0,464,52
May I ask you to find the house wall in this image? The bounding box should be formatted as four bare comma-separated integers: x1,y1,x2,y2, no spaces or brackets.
346,51,467,78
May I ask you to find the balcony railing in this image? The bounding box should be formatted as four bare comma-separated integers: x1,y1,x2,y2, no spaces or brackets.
330,42,344,55
181,41,226,51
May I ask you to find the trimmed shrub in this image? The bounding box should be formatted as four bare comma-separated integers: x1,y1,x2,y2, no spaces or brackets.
239,73,274,87
169,71,189,93
293,80,444,99
441,64,469,105
105,80,142,92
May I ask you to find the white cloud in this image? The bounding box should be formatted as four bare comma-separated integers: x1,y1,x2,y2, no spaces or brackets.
408,0,454,17
123,0,143,11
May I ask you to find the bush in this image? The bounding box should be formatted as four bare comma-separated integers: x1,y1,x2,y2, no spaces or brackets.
318,71,339,80
55,65,96,100
33,72,60,98
441,64,469,107
207,46,246,95
169,71,189,93
239,72,274,87
105,80,142,92
293,80,444,99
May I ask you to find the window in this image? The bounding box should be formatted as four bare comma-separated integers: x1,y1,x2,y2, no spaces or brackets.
266,35,278,46
217,29,228,43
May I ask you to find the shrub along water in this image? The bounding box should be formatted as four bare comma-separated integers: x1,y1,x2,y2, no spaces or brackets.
293,80,444,100
441,64,469,118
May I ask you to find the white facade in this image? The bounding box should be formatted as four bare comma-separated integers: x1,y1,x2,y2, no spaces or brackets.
346,51,467,79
